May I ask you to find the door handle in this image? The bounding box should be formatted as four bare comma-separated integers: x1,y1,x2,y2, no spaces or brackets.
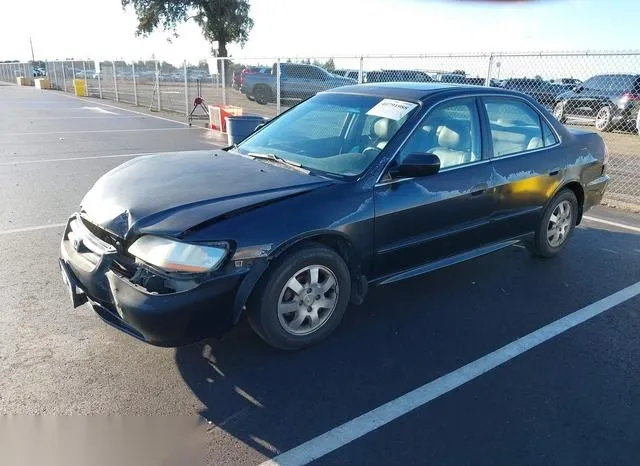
470,184,488,196
549,168,561,176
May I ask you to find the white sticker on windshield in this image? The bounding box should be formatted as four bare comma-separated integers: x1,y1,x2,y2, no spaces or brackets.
366,99,418,121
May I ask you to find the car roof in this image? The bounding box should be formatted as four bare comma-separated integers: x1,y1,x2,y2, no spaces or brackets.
325,82,524,101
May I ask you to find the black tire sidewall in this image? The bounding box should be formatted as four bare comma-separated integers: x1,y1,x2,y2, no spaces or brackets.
534,189,578,257
248,245,351,350
254,86,271,105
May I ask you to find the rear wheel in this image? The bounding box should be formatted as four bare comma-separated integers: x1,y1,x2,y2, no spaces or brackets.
595,105,614,132
253,85,272,105
248,244,351,350
529,189,578,258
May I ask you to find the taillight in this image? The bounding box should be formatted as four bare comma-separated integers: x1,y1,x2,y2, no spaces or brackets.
623,93,640,101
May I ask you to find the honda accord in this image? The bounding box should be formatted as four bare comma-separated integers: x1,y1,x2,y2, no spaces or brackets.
59,83,609,350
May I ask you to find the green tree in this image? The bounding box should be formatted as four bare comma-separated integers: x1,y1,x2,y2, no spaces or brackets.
121,0,254,58
324,58,335,72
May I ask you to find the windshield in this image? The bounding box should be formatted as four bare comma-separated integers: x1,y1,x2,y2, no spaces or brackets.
235,93,418,177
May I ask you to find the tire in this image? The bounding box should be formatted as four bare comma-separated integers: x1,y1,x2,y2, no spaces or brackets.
594,105,614,132
253,85,272,105
553,102,567,124
247,244,351,350
529,189,578,258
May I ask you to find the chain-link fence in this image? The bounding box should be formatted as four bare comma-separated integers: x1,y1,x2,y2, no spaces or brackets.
1,52,639,209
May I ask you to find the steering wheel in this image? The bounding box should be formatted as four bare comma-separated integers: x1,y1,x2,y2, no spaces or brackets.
362,147,381,159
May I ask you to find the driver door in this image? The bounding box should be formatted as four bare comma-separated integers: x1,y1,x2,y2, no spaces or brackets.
373,97,494,278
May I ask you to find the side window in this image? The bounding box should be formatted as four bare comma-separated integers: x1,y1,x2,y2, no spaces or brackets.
542,120,558,146
484,98,547,157
284,65,304,79
398,98,481,169
307,67,326,80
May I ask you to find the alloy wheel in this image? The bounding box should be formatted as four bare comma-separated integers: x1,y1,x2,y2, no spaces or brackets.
595,107,611,131
277,265,339,336
547,200,572,248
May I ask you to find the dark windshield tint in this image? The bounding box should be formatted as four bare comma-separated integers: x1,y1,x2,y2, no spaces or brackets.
236,93,418,177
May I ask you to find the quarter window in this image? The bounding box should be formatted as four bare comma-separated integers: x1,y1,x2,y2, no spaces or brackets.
484,98,555,157
398,98,481,169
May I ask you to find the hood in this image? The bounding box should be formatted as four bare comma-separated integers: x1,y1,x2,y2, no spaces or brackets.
80,150,332,239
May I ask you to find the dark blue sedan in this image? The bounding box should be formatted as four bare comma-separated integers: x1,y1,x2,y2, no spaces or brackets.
59,82,609,350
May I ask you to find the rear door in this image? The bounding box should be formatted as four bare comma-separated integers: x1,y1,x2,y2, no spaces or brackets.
481,96,566,239
373,97,494,278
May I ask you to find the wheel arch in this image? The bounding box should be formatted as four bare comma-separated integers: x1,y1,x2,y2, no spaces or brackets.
556,180,585,224
232,231,367,323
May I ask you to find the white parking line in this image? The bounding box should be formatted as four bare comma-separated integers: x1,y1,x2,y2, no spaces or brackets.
0,149,219,166
0,152,152,165
58,92,201,128
261,280,640,466
0,223,66,236
6,127,201,136
583,215,640,233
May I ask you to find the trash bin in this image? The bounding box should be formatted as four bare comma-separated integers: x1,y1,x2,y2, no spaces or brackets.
73,79,87,96
225,116,267,146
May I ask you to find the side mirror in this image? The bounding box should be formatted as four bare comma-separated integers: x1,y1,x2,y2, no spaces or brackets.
389,153,440,178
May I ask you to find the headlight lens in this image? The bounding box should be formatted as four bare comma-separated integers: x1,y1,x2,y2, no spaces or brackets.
128,236,227,273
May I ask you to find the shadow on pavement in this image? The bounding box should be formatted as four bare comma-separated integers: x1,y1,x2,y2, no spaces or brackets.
174,226,639,462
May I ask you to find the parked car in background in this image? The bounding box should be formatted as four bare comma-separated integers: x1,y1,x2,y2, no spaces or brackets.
551,78,582,85
60,82,608,350
553,74,640,133
241,63,355,104
501,78,570,107
233,66,268,90
366,69,433,83
439,73,485,86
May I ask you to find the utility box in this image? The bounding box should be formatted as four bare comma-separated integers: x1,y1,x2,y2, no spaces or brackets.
34,78,50,89
209,104,243,132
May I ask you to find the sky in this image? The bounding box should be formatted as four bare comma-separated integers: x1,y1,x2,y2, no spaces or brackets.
1,0,638,75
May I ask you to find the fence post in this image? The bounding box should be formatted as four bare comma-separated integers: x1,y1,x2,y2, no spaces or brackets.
97,61,103,99
82,61,88,96
53,62,59,90
132,62,138,106
184,60,189,117
358,56,364,84
155,59,162,111
23,63,29,81
62,63,67,92
485,53,494,87
221,59,226,106
276,57,281,115
113,61,119,102
72,61,76,81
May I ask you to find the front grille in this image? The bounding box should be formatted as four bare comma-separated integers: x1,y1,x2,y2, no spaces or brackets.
80,217,121,248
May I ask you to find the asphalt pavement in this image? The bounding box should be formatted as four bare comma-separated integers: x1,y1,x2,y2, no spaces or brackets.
1,83,640,466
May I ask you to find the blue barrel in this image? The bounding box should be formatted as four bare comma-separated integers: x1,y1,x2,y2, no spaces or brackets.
225,115,267,146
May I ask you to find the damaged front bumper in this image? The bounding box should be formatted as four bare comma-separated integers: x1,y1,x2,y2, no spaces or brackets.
59,214,246,346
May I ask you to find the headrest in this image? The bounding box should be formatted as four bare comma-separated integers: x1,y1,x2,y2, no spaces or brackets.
373,118,397,140
437,126,461,149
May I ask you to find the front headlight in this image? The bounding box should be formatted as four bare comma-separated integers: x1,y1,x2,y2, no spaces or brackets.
128,236,227,273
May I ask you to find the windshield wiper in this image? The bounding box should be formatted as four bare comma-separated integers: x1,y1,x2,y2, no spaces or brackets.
248,152,310,174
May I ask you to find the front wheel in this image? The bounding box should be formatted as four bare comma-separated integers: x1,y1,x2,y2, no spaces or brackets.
247,244,351,350
595,105,614,132
529,189,578,258
553,102,567,123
